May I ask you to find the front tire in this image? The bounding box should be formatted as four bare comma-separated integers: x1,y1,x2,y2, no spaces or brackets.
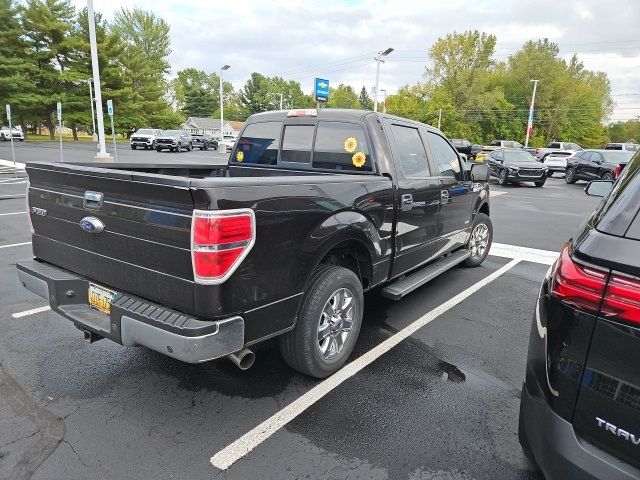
534,180,545,187
463,213,492,267
498,169,509,185
546,171,553,177
280,265,363,378
131,144,136,150
156,147,162,152
565,167,577,184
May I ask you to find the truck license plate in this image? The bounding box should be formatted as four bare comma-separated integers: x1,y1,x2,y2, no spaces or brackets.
88,283,117,315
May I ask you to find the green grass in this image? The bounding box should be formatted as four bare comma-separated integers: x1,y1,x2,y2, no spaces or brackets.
24,134,129,143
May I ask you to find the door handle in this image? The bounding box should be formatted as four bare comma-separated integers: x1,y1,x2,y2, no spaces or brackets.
401,194,413,211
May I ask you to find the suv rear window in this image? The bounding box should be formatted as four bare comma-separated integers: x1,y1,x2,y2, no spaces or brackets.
234,121,280,165
313,122,371,172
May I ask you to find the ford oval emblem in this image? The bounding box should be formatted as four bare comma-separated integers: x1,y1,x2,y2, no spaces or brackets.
80,216,105,234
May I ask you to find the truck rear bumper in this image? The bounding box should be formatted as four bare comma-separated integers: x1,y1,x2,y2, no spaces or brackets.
16,260,245,363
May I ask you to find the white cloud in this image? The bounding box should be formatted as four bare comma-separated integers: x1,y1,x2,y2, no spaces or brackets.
75,0,640,120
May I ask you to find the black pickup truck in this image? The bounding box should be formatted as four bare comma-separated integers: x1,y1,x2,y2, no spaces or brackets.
17,109,491,378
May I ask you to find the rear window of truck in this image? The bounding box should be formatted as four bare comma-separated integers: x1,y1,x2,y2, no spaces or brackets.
233,120,372,172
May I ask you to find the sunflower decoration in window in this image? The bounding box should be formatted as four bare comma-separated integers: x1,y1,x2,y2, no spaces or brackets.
236,151,244,162
343,136,358,153
352,151,366,168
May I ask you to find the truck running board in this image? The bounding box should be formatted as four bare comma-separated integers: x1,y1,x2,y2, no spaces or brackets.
382,250,471,300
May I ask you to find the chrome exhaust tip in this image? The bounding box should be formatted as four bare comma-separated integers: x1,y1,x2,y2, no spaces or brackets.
227,348,255,370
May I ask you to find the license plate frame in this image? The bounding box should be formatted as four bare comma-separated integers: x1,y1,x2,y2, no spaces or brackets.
88,283,117,315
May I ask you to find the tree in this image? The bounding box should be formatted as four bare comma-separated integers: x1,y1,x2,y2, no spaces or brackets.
608,119,640,143
358,86,373,110
326,84,360,109
0,0,36,137
21,0,76,139
112,8,174,133
239,73,313,115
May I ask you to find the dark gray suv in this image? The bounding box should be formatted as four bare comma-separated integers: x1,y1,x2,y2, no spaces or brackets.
155,130,193,152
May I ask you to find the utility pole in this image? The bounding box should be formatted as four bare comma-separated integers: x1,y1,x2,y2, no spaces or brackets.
57,102,63,162
279,93,283,110
379,89,387,114
87,0,110,159
525,79,539,148
437,108,442,130
373,48,393,112
220,65,230,144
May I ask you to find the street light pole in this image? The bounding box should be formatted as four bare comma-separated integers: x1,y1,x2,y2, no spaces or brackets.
379,89,387,114
525,79,539,148
279,93,283,110
87,0,110,159
220,65,230,142
88,78,96,141
373,47,393,112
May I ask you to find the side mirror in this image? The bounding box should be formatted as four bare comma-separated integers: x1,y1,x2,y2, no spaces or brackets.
584,180,613,197
470,163,490,182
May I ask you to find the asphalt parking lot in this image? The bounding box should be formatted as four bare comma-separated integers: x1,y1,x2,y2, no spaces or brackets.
0,142,602,480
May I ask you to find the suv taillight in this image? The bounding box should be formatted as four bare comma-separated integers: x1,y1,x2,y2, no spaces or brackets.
551,244,608,313
191,209,255,284
602,273,640,325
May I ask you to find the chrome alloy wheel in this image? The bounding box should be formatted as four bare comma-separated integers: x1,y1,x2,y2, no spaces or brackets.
317,288,355,360
469,223,489,260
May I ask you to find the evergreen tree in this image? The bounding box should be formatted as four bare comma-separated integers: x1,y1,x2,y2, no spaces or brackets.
358,86,373,110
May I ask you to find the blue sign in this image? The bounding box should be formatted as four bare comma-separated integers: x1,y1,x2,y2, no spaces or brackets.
107,99,113,116
315,78,329,102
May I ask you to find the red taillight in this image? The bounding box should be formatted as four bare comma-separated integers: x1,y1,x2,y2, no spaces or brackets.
191,209,255,284
602,273,640,325
551,244,608,313
535,148,539,155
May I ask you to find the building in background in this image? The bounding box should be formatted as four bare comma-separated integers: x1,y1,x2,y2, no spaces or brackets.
181,117,234,138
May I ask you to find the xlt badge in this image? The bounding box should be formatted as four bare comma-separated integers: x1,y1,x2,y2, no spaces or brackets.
596,417,640,446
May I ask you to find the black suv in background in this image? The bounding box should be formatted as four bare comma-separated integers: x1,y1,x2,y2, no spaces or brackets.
486,148,548,186
191,133,217,151
565,149,634,184
519,151,640,479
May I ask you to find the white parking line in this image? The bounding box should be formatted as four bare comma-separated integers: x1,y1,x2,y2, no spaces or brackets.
0,181,27,186
490,242,558,265
12,306,50,318
210,258,521,470
0,211,26,216
0,242,31,249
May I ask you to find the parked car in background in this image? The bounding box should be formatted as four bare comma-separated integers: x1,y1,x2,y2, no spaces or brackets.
532,141,583,160
519,150,640,479
155,130,193,152
604,142,640,153
486,148,548,186
218,135,237,151
450,139,473,159
0,126,24,141
130,128,162,150
476,139,524,163
543,151,574,176
191,133,217,151
565,149,634,184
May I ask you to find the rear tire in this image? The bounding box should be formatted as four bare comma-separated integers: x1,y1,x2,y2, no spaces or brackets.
601,171,614,181
565,167,577,184
156,147,162,152
279,265,363,378
462,213,492,268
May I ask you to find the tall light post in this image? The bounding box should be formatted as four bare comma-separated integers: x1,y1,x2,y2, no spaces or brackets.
87,0,110,159
525,79,539,148
373,47,393,112
220,64,230,142
379,89,387,114
88,78,96,141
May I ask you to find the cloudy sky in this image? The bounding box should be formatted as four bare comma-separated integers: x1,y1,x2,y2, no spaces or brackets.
78,0,640,121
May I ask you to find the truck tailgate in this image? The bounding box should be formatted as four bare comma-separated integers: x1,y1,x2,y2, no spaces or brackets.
26,163,195,314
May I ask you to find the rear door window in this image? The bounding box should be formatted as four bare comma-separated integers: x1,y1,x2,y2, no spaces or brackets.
389,124,430,177
233,121,281,165
281,125,314,164
313,122,371,171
